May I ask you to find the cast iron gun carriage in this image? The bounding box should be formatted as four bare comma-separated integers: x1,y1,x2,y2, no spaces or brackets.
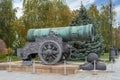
17,24,95,65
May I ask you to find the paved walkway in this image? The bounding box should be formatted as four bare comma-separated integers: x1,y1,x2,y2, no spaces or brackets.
0,57,120,80
110,57,120,80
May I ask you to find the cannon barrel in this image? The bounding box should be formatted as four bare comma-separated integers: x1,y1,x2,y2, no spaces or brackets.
27,24,95,42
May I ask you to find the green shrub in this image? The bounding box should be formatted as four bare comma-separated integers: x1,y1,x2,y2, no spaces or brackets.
0,53,19,62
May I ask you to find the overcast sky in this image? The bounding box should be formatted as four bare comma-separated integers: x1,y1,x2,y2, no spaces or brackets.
13,0,120,27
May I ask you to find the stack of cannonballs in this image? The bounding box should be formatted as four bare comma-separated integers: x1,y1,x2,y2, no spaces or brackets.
80,53,106,70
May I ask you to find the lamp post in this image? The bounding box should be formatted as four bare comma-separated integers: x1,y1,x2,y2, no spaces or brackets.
109,0,115,62
109,0,112,47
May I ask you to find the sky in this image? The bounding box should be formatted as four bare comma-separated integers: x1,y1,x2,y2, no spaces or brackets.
13,0,120,27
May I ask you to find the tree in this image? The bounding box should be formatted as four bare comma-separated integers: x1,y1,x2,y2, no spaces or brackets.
0,0,16,48
98,3,116,52
116,26,120,49
13,0,72,48
22,0,72,28
12,18,27,48
70,3,92,26
87,4,100,28
69,3,105,60
87,2,116,52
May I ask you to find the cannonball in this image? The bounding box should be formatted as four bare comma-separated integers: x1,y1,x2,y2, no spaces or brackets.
96,62,106,70
87,53,99,62
80,62,94,70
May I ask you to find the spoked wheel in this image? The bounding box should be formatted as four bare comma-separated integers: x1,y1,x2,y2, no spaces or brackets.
38,40,62,65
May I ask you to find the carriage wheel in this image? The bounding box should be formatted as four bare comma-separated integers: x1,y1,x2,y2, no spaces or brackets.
38,40,62,65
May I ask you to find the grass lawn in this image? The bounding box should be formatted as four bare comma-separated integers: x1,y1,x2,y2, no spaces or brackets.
100,53,118,59
100,53,119,63
100,53,109,58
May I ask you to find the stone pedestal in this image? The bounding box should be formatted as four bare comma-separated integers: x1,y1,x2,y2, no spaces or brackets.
0,61,79,75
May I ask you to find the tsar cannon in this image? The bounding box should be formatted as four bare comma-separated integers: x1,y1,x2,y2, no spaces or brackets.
17,24,95,65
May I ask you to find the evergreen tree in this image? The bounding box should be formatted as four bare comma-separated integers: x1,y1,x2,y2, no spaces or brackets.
70,3,92,26
69,3,105,60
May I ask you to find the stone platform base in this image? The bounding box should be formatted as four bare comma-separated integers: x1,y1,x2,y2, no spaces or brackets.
0,61,80,75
